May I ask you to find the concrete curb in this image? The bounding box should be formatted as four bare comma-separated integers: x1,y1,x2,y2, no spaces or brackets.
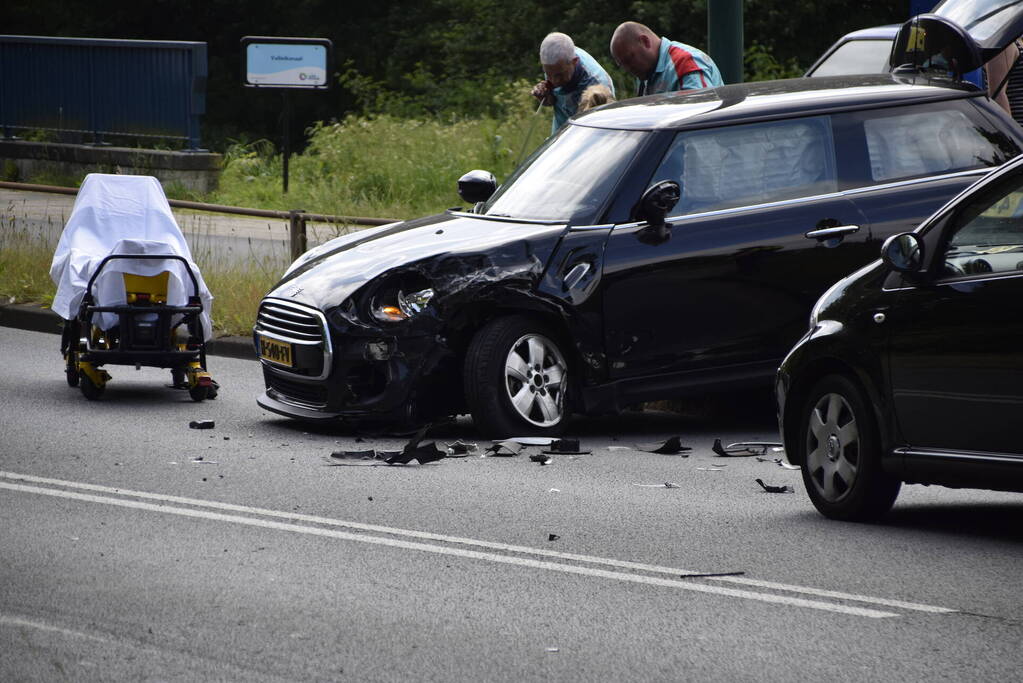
0,303,256,361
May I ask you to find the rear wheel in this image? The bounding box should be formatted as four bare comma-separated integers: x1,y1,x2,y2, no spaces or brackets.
65,350,79,387
464,316,570,438
798,374,900,521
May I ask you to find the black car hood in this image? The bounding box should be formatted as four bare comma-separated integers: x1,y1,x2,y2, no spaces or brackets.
266,212,568,311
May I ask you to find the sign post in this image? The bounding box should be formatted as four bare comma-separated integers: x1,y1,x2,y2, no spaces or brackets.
241,36,332,193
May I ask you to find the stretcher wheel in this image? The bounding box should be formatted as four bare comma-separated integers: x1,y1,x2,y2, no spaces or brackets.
189,385,209,402
65,352,79,387
80,372,105,400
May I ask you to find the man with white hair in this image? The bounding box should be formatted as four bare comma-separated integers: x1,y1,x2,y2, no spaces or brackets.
610,21,722,97
530,32,615,133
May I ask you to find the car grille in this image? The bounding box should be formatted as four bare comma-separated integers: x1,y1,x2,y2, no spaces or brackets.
257,300,324,343
267,373,329,408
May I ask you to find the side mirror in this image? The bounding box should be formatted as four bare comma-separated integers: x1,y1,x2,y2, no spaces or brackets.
457,170,497,204
881,232,924,273
636,180,680,242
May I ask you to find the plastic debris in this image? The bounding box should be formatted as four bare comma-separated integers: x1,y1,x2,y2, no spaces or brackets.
485,441,523,457
548,488,561,493
445,440,478,457
677,571,746,578
635,436,692,455
697,467,725,472
756,456,801,470
509,437,554,446
713,439,783,457
530,453,552,465
189,420,215,430
756,478,795,494
547,534,560,541
632,482,680,488
546,647,560,653
543,438,590,455
606,446,633,451
326,429,448,466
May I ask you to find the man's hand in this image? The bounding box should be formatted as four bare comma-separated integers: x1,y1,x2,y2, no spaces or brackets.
531,80,554,106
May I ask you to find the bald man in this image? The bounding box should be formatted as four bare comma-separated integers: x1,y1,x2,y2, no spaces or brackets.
610,21,723,97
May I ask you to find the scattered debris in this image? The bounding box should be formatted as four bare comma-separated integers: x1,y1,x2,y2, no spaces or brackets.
606,446,633,451
530,453,552,465
191,456,218,465
546,647,560,653
445,440,478,457
510,437,554,446
547,534,560,542
697,467,725,472
712,439,783,457
326,430,447,466
632,482,680,488
756,478,795,494
756,456,801,470
485,441,522,457
677,571,746,578
543,438,590,455
189,420,215,430
548,488,561,493
635,436,692,455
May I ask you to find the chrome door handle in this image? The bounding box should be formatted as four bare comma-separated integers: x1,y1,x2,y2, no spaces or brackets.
805,225,860,240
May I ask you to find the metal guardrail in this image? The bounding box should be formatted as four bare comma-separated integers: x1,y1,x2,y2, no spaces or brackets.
0,180,400,261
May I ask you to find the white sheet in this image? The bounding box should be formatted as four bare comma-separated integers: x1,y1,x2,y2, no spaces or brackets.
49,174,213,340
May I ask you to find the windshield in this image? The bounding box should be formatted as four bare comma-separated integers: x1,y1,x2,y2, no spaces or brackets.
935,0,1023,41
484,125,648,223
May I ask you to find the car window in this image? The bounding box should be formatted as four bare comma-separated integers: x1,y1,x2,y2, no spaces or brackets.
484,126,648,223
941,172,1023,278
808,39,894,77
650,116,837,216
864,108,1006,182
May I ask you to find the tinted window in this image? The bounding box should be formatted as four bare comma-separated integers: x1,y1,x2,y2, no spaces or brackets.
942,171,1023,277
484,126,648,223
834,101,1020,189
651,116,837,216
809,39,894,77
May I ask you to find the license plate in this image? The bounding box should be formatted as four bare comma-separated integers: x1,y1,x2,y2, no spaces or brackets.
259,335,294,367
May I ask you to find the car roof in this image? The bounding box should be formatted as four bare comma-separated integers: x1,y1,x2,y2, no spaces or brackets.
837,24,901,41
572,74,984,131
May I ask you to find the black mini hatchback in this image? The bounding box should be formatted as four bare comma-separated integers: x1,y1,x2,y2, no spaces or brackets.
777,153,1023,521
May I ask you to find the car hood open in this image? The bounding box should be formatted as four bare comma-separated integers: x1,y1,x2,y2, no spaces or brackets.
265,212,568,311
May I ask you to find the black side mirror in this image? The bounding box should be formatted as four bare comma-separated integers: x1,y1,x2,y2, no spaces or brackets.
457,170,497,204
636,180,680,242
881,232,924,273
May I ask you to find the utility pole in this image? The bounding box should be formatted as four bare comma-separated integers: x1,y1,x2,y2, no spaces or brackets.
708,0,744,84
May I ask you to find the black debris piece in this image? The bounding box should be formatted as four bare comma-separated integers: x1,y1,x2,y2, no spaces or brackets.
636,436,692,455
547,534,560,542
755,478,795,494
399,442,448,465
403,423,433,452
713,439,783,457
325,444,447,466
530,453,553,465
189,420,215,430
328,449,378,461
445,440,478,457
543,438,591,455
485,440,523,457
677,571,746,578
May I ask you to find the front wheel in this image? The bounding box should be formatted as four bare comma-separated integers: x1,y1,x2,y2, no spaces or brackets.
464,316,570,437
80,371,105,400
798,374,900,522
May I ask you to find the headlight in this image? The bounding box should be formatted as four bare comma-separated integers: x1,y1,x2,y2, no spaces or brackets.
372,287,434,323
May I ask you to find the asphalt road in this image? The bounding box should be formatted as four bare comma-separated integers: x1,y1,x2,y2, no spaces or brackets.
2,326,1023,681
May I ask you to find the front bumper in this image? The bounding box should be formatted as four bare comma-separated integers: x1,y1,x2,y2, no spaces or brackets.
254,298,458,422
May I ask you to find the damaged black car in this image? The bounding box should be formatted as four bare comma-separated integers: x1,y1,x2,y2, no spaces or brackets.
255,73,1023,436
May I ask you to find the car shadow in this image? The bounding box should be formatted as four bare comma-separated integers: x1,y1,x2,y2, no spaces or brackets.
882,502,1023,542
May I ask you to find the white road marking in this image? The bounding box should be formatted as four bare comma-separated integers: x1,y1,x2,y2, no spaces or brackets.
0,614,113,644
0,471,954,616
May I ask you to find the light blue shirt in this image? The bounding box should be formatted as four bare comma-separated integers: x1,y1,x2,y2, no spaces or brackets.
551,48,615,133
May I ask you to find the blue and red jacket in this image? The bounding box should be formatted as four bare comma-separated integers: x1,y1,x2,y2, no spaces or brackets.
637,37,723,96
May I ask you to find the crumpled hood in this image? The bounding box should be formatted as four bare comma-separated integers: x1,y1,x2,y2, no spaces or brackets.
266,212,568,310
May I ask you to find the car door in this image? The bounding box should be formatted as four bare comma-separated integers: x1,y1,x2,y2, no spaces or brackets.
601,116,872,387
887,168,1023,455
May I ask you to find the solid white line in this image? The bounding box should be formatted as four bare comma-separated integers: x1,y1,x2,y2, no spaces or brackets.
0,471,953,615
0,480,896,618
0,614,113,644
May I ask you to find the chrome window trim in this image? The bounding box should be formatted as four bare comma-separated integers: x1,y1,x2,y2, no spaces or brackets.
897,447,1023,465
611,167,990,231
883,267,1023,292
255,298,333,381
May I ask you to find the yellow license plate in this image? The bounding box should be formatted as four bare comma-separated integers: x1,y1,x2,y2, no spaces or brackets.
259,335,294,367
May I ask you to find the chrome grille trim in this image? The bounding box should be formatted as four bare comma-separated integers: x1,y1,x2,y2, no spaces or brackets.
255,298,333,381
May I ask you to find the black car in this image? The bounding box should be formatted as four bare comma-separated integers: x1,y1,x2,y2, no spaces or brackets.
255,74,1023,437
777,152,1023,521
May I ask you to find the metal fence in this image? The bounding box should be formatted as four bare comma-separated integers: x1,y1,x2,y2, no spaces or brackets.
0,35,207,149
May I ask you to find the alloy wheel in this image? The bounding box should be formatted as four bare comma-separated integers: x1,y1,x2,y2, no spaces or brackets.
805,392,860,502
503,333,568,428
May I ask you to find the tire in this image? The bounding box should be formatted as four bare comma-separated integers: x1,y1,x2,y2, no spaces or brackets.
80,371,105,400
464,316,570,437
798,374,900,522
189,384,210,402
65,350,79,387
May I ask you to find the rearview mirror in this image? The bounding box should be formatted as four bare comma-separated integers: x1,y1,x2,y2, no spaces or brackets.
457,170,497,204
637,180,680,242
881,232,924,273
